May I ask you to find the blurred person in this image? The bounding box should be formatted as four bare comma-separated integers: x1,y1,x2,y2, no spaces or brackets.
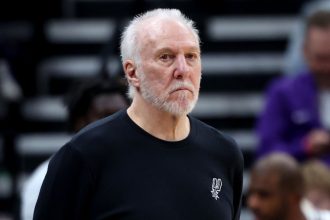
300,160,330,219
247,153,307,220
256,10,330,166
20,78,129,220
65,77,129,132
33,8,243,220
284,0,330,75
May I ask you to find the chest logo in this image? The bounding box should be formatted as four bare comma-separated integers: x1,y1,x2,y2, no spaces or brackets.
211,178,222,200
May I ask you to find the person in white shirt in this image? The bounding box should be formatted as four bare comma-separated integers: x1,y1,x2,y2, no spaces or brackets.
20,78,128,220
301,160,330,220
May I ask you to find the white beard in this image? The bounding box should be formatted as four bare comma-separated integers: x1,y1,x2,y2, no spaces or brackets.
139,73,199,116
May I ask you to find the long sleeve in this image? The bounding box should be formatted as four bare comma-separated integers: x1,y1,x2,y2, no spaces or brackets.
256,80,309,161
223,134,244,220
33,143,94,220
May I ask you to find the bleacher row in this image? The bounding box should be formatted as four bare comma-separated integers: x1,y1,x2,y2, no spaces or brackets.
0,0,307,219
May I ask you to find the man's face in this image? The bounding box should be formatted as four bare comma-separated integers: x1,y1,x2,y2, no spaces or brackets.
87,93,127,121
305,188,330,210
304,27,330,77
135,19,201,116
247,172,288,220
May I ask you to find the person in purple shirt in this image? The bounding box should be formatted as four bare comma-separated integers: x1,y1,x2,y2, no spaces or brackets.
256,10,330,166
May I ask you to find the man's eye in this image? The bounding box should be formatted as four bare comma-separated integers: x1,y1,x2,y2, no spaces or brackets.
258,191,271,199
160,54,172,60
185,53,198,60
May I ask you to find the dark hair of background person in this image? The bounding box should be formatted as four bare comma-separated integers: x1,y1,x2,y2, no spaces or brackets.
64,76,129,132
306,10,330,33
252,153,305,196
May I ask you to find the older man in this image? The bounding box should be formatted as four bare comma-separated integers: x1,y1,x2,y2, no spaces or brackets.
33,9,243,220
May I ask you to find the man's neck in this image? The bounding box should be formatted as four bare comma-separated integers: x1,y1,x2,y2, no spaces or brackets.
285,204,307,220
127,99,190,141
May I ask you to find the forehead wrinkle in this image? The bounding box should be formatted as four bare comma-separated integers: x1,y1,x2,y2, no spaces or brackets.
138,18,198,47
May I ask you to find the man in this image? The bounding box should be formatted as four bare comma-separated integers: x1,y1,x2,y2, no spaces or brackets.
283,0,330,75
301,160,330,220
301,160,330,211
33,9,243,220
247,153,307,220
256,10,330,165
21,78,128,220
65,77,129,132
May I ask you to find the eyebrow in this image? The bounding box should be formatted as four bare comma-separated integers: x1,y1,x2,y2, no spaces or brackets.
156,46,200,54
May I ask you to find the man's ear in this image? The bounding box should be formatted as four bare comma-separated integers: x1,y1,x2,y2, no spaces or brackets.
123,60,140,87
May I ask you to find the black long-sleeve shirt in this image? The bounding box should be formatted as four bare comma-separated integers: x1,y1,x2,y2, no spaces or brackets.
34,110,243,220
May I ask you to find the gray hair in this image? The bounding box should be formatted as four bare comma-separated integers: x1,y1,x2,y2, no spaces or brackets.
120,8,200,99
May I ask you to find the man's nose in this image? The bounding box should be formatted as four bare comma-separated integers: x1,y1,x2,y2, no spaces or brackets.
174,55,189,79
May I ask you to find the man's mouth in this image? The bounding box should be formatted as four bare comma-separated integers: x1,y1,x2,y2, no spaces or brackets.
172,87,191,92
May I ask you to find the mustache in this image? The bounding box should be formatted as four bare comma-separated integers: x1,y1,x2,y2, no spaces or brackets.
169,81,195,93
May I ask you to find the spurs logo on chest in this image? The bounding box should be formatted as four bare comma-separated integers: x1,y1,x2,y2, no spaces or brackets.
211,178,222,200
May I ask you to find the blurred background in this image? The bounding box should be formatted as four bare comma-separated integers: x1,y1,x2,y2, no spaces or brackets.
0,0,314,219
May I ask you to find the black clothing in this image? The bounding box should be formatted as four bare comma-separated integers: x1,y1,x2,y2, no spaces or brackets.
34,110,243,220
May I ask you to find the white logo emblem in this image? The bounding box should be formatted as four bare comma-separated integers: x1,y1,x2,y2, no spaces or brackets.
211,178,222,200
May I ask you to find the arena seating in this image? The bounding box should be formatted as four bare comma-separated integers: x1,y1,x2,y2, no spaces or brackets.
0,0,309,219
